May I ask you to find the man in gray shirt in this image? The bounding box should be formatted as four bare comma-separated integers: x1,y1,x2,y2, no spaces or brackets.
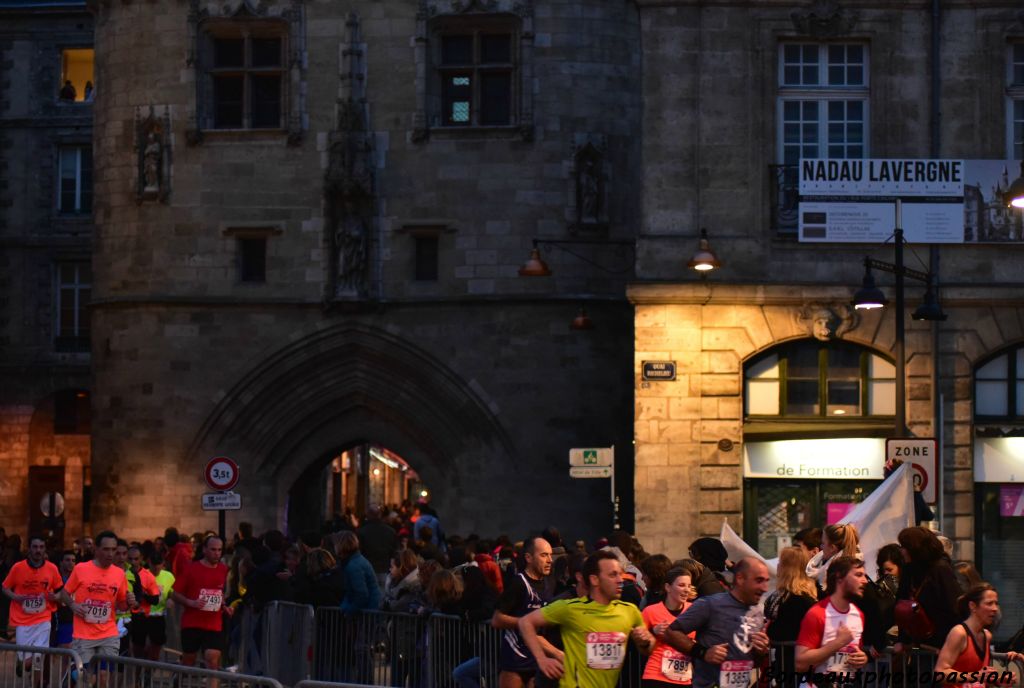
660,556,771,688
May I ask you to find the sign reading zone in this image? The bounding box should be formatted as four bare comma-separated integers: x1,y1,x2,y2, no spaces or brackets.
886,438,937,504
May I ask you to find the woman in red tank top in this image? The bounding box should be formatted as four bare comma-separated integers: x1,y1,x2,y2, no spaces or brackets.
935,584,1022,685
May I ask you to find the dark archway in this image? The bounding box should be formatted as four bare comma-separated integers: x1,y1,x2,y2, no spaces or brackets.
186,323,514,535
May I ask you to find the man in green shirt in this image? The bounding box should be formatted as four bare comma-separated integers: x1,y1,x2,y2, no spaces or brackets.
519,550,654,687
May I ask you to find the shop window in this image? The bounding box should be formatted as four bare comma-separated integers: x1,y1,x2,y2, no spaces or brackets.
1008,44,1024,159
433,22,517,127
201,29,285,130
974,347,1024,419
59,48,94,103
744,340,894,418
55,262,91,352
57,146,92,214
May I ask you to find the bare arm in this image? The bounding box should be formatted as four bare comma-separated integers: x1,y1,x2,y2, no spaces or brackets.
934,626,968,678
518,609,564,680
491,609,519,630
661,627,696,654
170,591,197,609
2,587,24,603
795,634,853,672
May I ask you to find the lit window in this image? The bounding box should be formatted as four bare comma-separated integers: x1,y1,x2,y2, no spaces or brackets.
436,26,515,127
59,48,94,103
58,146,92,214
744,340,894,418
55,262,91,352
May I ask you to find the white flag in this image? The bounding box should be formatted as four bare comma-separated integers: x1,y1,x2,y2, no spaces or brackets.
839,461,915,579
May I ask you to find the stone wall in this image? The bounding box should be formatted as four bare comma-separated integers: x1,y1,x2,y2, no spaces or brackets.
87,0,642,540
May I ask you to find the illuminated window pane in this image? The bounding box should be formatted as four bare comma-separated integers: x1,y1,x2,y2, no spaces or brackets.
868,380,895,415
746,380,780,415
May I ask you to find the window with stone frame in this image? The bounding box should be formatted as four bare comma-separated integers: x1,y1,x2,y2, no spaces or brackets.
55,261,90,353
199,25,286,130
744,340,894,418
57,145,92,215
432,21,517,127
777,43,869,165
974,347,1024,419
1007,43,1024,159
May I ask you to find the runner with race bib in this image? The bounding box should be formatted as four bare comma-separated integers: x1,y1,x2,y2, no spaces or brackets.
662,556,771,688
171,535,231,677
643,566,695,687
795,556,869,687
56,530,133,666
2,535,64,672
518,550,655,688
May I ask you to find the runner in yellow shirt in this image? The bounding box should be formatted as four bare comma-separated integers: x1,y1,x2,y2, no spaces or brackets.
519,550,654,688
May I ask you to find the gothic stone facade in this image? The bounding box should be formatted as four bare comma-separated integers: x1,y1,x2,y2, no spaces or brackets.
87,0,641,539
632,0,1024,563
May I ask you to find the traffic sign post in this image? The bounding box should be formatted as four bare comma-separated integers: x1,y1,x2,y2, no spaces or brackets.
204,457,240,541
569,446,618,529
886,438,938,504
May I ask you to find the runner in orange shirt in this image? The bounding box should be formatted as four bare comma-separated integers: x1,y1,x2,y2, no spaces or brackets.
2,534,64,673
56,530,134,672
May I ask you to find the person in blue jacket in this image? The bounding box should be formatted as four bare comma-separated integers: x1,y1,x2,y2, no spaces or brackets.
335,531,381,613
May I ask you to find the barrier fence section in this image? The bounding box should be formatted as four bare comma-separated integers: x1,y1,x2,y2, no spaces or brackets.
0,644,83,688
85,654,284,688
260,601,315,685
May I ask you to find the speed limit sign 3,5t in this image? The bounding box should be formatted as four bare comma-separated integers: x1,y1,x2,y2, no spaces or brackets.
205,457,239,492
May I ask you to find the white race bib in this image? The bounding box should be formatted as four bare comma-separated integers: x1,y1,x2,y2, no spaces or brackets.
826,650,852,675
21,595,46,615
198,588,223,613
719,659,754,688
82,599,112,624
660,648,692,682
585,632,627,670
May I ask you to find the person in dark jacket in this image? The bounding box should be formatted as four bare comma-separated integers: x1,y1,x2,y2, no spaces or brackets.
764,547,818,685
687,537,730,596
357,505,397,582
336,531,381,612
895,526,960,649
293,548,345,607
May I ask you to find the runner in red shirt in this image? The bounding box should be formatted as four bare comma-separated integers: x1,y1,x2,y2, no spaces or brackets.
171,536,231,673
935,583,1023,686
795,556,869,685
2,535,64,671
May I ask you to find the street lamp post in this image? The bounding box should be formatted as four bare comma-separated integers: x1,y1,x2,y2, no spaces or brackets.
853,199,946,438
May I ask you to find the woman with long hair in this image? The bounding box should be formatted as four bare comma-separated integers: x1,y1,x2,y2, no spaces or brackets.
642,567,694,687
934,584,1022,682
805,524,859,590
894,526,961,649
383,549,421,613
764,547,819,683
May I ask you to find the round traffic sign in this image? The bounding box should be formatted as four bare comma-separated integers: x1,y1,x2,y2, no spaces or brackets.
205,457,239,491
911,462,928,494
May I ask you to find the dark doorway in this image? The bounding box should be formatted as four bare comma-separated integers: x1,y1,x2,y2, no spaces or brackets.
28,466,66,547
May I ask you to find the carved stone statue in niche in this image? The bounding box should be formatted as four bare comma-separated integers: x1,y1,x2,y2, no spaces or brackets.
799,303,856,341
136,105,171,203
573,141,606,231
335,196,368,293
143,132,162,193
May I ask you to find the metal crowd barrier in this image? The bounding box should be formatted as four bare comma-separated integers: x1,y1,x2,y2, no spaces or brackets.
85,654,284,688
259,601,315,685
0,644,83,688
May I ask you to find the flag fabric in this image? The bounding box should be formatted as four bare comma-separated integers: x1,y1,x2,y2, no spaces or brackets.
838,461,915,579
720,462,914,584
